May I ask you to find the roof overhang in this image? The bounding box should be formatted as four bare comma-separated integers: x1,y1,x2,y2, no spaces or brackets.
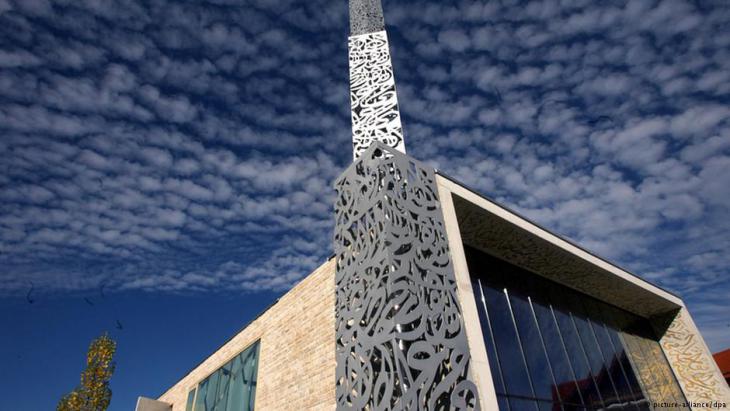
436,172,683,319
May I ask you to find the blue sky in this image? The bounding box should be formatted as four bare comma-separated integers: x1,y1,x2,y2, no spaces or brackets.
1,0,729,409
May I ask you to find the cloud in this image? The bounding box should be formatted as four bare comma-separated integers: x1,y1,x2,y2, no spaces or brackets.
0,0,348,299
0,49,41,67
0,0,729,350
388,0,730,348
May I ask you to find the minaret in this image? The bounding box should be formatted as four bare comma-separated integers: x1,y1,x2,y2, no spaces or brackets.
334,1,482,409
348,0,406,159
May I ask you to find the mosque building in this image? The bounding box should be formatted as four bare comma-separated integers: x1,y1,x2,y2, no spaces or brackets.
135,1,730,410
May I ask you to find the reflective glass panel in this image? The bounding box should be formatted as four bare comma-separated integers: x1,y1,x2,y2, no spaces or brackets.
215,362,232,411
475,279,508,396
205,369,220,409
194,379,209,411
186,389,196,411
531,297,585,409
597,305,649,410
481,283,536,401
192,341,260,411
465,246,685,411
240,342,259,410
497,396,511,411
509,291,559,404
550,300,604,409
226,355,245,409
584,299,643,410
566,295,619,408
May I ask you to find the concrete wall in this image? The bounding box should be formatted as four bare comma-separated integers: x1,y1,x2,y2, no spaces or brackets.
135,397,171,411
437,180,498,411
157,258,336,411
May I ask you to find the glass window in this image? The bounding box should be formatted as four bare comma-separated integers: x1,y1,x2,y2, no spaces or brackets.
227,354,245,408
239,342,259,410
465,245,685,411
508,291,558,404
481,283,536,403
191,340,260,411
584,299,644,410
194,377,209,411
550,299,604,409
596,304,650,410
566,295,620,409
475,279,508,396
186,388,196,411
531,297,585,409
215,362,232,411
205,368,220,409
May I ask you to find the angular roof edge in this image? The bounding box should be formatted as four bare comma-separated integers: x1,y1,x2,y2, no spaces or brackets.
435,169,682,302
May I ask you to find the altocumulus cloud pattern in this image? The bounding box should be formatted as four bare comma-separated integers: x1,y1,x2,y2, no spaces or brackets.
0,0,729,348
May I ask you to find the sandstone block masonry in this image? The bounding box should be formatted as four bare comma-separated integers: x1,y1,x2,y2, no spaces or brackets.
158,257,336,411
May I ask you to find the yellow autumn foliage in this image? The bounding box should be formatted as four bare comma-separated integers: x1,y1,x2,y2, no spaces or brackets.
57,333,117,411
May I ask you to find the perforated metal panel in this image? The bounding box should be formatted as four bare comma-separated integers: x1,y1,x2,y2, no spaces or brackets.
349,30,405,160
334,143,480,410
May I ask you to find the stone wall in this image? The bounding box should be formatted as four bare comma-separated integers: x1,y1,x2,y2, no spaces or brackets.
158,257,336,411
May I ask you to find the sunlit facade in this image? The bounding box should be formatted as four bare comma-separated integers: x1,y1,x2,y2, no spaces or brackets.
134,0,730,409
135,173,730,411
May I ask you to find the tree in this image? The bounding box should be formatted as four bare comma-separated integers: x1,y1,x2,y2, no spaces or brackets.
57,333,117,411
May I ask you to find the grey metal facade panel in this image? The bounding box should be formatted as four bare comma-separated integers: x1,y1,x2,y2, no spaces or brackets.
349,0,385,35
333,143,480,410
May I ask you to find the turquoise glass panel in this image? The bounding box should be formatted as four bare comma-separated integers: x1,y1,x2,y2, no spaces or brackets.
226,355,245,411
239,342,259,411
192,341,259,411
215,362,232,411
194,379,209,411
186,388,196,411
205,369,220,410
